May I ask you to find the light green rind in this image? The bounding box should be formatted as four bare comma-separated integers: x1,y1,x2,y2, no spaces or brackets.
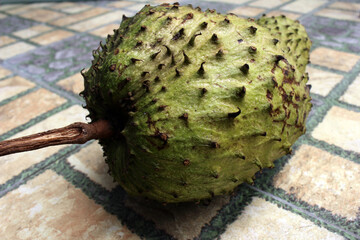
82,4,312,203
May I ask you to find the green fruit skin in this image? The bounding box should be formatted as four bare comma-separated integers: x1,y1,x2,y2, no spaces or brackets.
81,4,312,203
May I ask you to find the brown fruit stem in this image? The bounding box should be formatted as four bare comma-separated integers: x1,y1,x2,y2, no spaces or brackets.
0,120,113,157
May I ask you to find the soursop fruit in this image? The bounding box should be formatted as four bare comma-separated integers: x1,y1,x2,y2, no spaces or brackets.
81,3,312,203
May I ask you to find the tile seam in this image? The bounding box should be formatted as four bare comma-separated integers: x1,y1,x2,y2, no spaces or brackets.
247,184,360,240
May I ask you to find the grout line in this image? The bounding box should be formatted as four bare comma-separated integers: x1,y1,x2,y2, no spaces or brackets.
304,136,360,164
0,101,73,141
50,157,174,239
297,0,338,22
2,58,86,105
0,144,81,198
0,85,39,107
247,184,360,240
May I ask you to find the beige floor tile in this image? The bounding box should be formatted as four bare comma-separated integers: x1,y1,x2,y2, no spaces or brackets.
57,72,84,94
0,76,36,102
50,2,91,13
68,141,118,190
0,170,141,240
228,6,265,17
329,1,360,11
13,25,53,39
30,30,74,45
49,1,77,9
62,4,92,14
307,66,343,96
0,4,19,11
90,24,119,38
0,88,66,134
310,48,360,72
69,10,130,32
220,197,344,240
5,4,30,15
50,7,108,26
5,3,52,14
125,195,230,240
19,9,65,22
274,145,360,220
316,8,360,22
0,66,12,79
0,105,88,184
0,42,35,60
265,10,301,20
0,36,16,47
250,0,290,9
0,13,7,19
204,0,249,3
339,73,360,107
312,106,360,153
107,1,134,8
153,0,186,3
281,0,327,13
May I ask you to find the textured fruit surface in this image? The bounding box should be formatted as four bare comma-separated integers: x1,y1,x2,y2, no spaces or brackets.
81,3,312,203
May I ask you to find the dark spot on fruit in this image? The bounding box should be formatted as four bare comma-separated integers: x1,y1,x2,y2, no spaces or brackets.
237,86,246,97
131,58,141,63
249,26,257,34
142,80,150,92
200,22,208,29
159,132,168,141
248,46,257,53
135,41,142,47
122,14,128,21
183,159,190,166
201,88,207,95
210,141,220,148
240,64,249,74
182,50,191,64
158,105,167,111
272,76,278,87
179,112,188,120
197,62,205,75
172,28,185,40
211,33,218,43
228,107,241,118
188,32,202,46
163,45,171,56
109,64,116,71
275,55,285,63
151,50,161,59
183,12,193,23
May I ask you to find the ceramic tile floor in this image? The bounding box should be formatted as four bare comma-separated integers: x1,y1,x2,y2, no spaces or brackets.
0,0,359,239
